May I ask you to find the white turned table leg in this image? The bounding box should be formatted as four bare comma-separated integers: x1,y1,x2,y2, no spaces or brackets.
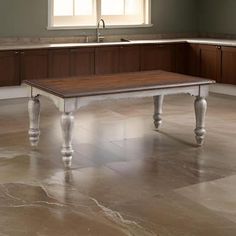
28,96,40,146
153,95,164,129
61,112,74,168
194,96,207,146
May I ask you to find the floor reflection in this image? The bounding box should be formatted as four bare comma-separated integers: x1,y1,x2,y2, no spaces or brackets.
0,94,236,235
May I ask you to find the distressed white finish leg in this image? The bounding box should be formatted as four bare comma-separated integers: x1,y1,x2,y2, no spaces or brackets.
28,96,40,146
61,112,74,168
153,95,164,129
194,97,207,146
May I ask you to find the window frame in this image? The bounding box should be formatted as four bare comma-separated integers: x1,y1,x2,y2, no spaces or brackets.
47,0,152,30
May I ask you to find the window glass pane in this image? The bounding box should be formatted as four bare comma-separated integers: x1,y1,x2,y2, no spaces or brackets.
54,0,73,16
125,0,141,15
101,0,124,15
50,0,149,27
75,0,94,16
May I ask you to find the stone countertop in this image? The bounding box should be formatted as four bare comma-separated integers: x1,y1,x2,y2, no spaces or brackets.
130,38,236,46
1,38,236,51
187,38,236,46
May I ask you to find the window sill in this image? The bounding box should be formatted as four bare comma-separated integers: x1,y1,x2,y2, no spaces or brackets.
47,24,153,30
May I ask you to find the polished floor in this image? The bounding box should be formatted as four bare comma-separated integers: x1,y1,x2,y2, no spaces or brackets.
0,93,236,236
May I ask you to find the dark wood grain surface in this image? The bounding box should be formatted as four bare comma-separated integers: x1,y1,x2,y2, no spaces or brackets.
24,70,215,98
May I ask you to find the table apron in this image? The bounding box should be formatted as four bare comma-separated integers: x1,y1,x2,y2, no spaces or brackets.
28,84,209,113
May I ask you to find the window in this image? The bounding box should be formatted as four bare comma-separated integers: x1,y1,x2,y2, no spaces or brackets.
48,0,151,28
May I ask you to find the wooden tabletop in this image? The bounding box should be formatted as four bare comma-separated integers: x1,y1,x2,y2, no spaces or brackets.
24,70,215,98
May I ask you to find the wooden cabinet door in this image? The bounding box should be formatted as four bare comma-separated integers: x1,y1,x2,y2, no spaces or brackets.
187,44,200,76
0,51,19,87
70,47,95,76
199,44,221,82
175,43,188,74
49,49,70,78
140,44,175,72
95,46,119,75
221,46,236,85
20,49,48,81
119,45,140,73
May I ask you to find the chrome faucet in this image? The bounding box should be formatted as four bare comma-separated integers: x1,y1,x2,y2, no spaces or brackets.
96,19,106,43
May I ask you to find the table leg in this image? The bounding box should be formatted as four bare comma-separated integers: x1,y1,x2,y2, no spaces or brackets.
28,96,40,146
61,112,74,168
194,96,207,146
153,95,164,129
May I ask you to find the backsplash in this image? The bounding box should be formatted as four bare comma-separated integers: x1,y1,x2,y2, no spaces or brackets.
199,33,236,39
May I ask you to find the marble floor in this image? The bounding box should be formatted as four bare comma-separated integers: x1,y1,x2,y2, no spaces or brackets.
0,93,236,236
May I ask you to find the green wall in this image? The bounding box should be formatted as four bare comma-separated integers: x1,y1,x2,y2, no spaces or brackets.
2,0,235,38
198,0,236,35
0,0,197,37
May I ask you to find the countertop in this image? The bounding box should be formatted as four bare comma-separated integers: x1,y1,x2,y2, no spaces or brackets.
1,38,236,51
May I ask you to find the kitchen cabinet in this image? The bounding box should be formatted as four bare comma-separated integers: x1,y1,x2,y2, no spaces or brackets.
198,44,221,82
95,46,120,75
95,45,140,74
2,41,236,88
221,46,236,85
140,44,175,72
70,47,95,76
119,45,140,73
50,47,95,78
49,49,70,78
20,49,48,81
187,44,222,82
0,51,19,87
